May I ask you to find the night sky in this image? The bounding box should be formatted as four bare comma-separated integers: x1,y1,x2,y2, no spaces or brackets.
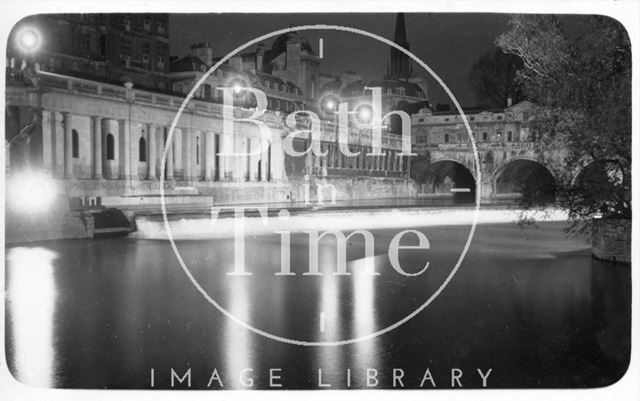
169,13,511,107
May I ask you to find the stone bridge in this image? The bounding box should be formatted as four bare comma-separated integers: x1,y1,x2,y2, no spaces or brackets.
413,141,566,202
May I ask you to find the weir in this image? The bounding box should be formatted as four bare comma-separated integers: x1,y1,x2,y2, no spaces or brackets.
132,206,569,240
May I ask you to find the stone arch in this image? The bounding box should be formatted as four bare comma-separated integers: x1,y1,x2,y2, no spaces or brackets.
423,159,476,202
493,158,555,201
573,160,623,188
572,160,628,215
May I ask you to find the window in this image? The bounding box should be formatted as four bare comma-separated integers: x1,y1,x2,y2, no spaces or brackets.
497,115,503,120
99,34,106,56
121,38,131,57
196,137,200,165
204,84,211,99
482,132,488,141
507,131,513,142
106,133,115,160
72,130,79,158
444,133,450,143
496,131,503,141
523,111,530,121
78,32,90,54
142,42,150,66
143,17,152,31
139,137,147,162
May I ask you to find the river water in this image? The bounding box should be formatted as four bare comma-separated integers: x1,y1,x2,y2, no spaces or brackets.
4,217,630,389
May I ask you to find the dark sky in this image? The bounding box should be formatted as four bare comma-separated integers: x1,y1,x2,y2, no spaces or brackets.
169,13,510,107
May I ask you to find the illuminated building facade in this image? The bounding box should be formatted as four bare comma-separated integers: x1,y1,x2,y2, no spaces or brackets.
5,13,417,213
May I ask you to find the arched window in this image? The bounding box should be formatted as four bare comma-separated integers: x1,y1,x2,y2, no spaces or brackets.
507,131,513,142
195,136,200,165
444,133,450,143
72,129,79,158
106,133,115,160
139,136,147,162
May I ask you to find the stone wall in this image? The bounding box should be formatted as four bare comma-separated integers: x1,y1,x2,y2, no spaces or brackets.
289,176,416,203
591,218,631,264
5,196,90,244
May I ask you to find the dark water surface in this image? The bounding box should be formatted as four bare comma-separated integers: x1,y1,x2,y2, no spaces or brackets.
4,221,631,389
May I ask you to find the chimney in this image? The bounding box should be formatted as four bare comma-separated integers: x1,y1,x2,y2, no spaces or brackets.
256,43,265,72
229,55,243,71
190,42,213,66
285,39,302,88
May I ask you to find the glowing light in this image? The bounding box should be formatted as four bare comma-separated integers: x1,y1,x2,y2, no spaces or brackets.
357,105,372,123
319,94,340,116
16,27,41,53
8,171,57,213
233,84,243,93
325,100,335,110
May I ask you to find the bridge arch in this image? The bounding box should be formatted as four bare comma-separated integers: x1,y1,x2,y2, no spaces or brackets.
493,158,555,201
573,160,624,188
572,160,628,215
423,159,476,202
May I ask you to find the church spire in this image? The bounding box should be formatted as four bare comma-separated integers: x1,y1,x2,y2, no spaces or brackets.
388,13,412,80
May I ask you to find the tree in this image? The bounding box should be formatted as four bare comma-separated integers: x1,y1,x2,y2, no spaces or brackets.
497,15,631,230
468,48,525,109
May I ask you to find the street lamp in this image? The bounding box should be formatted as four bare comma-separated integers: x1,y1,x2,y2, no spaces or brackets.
15,27,42,53
319,94,340,116
355,104,373,125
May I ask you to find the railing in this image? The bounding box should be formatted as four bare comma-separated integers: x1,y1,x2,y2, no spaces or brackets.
9,69,407,150
414,141,537,151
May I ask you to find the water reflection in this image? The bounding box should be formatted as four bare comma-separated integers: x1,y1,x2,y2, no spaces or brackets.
350,256,381,387
6,247,57,387
223,274,255,389
312,240,345,387
3,222,631,389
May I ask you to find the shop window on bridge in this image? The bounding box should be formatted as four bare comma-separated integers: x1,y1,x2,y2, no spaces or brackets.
507,131,513,142
72,130,79,158
482,132,488,141
139,137,147,162
106,133,115,160
444,133,450,143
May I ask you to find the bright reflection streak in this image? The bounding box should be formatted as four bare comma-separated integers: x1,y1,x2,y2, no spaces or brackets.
224,275,254,389
8,171,57,213
7,247,57,387
314,242,344,384
350,256,380,370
